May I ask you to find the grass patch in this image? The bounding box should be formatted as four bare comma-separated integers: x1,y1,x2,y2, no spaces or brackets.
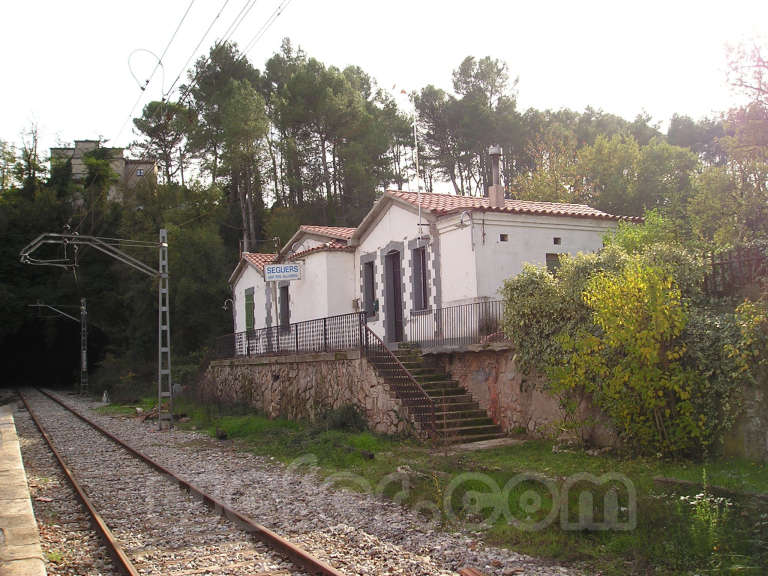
45,550,63,564
94,396,156,416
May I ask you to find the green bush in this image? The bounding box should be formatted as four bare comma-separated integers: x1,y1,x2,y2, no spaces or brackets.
316,404,368,432
89,353,154,401
580,262,702,454
502,214,766,457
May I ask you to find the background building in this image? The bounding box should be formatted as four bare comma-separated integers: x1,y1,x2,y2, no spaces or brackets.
50,139,156,201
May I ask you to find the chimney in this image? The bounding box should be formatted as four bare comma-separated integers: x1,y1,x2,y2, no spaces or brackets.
488,145,504,208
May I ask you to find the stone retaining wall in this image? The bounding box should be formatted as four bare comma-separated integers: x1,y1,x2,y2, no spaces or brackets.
426,345,616,446
203,350,416,436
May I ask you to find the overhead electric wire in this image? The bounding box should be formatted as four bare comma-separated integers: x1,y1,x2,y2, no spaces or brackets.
113,0,198,144
219,0,259,45
242,0,292,55
150,0,197,88
164,0,232,99
172,0,261,109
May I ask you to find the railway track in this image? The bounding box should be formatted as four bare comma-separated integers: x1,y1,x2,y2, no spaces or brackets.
18,388,345,576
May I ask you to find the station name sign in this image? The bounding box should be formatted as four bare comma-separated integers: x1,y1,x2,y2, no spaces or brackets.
264,263,302,282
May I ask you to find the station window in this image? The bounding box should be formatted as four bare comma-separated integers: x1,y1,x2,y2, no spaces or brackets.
553,237,562,245
279,285,290,329
136,168,144,176
499,233,509,242
363,261,375,316
546,253,562,273
412,246,428,311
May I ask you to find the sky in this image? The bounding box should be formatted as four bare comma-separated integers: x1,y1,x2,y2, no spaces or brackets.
2,0,766,156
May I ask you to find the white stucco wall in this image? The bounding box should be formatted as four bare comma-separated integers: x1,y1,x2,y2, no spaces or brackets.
282,250,356,324
232,265,268,333
355,201,434,341
436,215,477,305
325,251,356,317
470,213,616,299
288,251,330,322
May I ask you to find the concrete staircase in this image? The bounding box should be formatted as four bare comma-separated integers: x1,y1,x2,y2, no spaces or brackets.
392,346,505,443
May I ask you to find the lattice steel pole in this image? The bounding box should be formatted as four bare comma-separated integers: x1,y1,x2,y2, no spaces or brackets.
80,298,88,394
158,229,173,429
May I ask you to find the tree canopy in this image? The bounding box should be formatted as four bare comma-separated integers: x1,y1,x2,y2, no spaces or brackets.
2,37,767,396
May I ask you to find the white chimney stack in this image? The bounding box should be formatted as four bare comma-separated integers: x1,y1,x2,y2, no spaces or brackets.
488,145,504,208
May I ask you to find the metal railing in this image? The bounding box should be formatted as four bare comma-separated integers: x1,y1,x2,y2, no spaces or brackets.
364,327,436,435
409,299,507,349
214,312,436,435
215,312,367,359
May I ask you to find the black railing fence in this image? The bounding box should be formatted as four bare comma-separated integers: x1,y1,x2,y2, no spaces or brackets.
364,327,436,435
215,312,367,359
409,299,506,349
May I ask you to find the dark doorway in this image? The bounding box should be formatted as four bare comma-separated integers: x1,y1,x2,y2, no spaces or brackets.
385,250,404,343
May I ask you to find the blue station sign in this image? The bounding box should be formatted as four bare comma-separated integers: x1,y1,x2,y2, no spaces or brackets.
264,263,302,282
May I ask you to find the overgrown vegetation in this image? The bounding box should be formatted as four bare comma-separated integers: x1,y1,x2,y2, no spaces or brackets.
502,216,768,457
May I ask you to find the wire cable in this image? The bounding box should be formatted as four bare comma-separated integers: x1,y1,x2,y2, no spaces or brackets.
113,0,197,144
242,0,293,55
165,0,232,99
151,0,197,89
220,0,259,45
173,0,261,109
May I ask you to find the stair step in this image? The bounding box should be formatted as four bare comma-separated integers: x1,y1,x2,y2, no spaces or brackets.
420,380,462,389
435,409,489,419
438,423,504,435
435,417,496,429
428,395,476,406
424,388,465,397
433,401,480,412
414,373,452,382
441,431,507,443
371,348,503,444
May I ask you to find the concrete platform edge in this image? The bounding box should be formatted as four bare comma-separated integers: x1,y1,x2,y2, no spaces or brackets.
0,404,46,576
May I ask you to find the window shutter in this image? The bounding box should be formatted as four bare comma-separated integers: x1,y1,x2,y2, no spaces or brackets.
244,288,254,331
363,261,375,316
412,247,428,311
279,285,290,327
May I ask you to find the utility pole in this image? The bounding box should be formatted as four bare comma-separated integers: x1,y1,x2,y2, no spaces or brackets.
20,229,173,429
157,229,172,429
80,298,88,395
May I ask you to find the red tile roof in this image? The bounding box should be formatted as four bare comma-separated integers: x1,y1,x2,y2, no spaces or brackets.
286,241,354,261
242,252,276,272
299,225,356,241
387,190,638,221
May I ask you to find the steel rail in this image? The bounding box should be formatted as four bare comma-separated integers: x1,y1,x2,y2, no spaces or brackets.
33,388,347,576
17,390,140,576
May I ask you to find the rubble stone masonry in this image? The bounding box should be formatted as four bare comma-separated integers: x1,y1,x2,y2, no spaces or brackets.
426,345,616,447
204,350,416,436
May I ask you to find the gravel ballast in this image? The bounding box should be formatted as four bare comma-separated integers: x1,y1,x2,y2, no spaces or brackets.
34,389,576,576
17,389,308,576
14,399,118,576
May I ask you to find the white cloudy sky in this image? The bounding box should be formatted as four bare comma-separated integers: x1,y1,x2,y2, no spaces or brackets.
2,0,766,154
